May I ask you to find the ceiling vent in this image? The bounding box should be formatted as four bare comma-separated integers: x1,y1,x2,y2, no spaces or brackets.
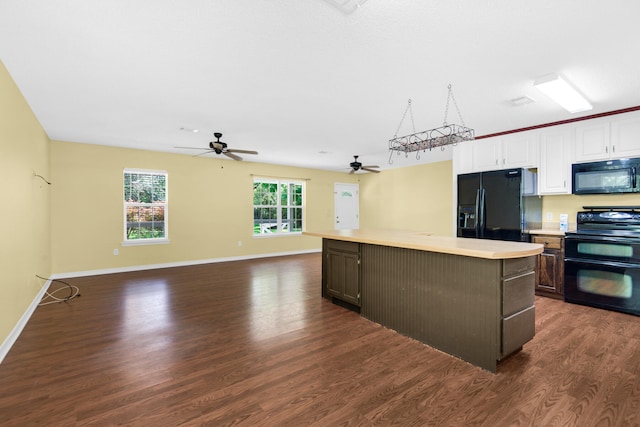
322,0,369,14
510,96,535,107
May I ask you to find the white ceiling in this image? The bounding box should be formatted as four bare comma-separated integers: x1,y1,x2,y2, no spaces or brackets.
1,0,639,172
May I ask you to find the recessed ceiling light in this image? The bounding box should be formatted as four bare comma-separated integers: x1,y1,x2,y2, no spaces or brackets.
533,74,592,113
179,127,199,133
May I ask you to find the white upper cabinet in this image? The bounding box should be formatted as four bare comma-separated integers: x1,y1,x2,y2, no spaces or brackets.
575,120,610,162
539,126,572,195
611,113,640,159
575,111,640,162
472,131,538,172
452,140,474,174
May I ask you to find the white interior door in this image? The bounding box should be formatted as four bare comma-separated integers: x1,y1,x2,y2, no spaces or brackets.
334,183,359,230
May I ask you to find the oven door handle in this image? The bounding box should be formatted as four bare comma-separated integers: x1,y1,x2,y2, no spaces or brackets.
565,234,640,244
564,257,640,270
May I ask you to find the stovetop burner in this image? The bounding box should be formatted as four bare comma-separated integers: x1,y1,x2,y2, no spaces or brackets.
572,205,640,238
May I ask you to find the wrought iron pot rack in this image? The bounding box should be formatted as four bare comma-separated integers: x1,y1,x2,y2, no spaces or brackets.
389,84,474,163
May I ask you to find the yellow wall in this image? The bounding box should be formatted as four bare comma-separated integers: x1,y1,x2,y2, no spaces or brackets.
50,141,360,273
360,160,454,236
0,61,52,344
541,193,640,230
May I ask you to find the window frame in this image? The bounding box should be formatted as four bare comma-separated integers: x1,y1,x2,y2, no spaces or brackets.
253,177,304,237
122,168,169,246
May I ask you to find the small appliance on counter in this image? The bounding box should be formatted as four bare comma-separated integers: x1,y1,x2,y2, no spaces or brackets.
564,206,640,316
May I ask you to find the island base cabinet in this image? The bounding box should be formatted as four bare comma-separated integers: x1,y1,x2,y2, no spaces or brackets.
358,244,536,373
323,239,361,307
502,305,535,357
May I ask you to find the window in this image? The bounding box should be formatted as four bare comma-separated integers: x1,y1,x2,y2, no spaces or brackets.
123,169,168,244
253,178,304,235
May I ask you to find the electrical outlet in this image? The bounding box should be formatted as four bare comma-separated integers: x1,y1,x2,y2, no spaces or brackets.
113,248,119,256
237,241,242,247
546,212,553,221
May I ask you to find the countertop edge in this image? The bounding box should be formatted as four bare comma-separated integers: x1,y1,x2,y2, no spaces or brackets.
304,230,543,260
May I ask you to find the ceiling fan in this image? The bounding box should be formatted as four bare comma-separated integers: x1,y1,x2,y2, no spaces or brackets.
349,155,380,174
176,132,258,161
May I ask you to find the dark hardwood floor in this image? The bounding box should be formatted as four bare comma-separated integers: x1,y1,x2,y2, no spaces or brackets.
1,253,639,426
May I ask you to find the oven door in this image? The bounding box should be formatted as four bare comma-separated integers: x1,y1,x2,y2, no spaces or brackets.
565,234,640,264
564,258,640,316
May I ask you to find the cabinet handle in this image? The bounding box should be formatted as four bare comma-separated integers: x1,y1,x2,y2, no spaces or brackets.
613,145,616,153
606,145,608,153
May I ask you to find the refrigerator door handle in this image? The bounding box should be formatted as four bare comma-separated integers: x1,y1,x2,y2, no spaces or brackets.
478,188,486,236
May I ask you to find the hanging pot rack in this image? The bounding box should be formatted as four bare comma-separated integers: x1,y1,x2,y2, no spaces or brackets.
388,84,475,163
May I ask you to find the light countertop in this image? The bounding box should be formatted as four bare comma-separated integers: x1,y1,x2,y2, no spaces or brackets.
528,229,571,236
304,229,543,260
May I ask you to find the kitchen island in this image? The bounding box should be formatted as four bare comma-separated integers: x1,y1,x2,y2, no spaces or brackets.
303,229,544,372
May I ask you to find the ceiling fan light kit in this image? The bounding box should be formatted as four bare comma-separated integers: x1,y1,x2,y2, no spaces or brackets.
175,132,258,161
388,84,475,163
349,155,380,174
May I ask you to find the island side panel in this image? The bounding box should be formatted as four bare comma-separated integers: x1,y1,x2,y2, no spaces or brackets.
360,243,502,372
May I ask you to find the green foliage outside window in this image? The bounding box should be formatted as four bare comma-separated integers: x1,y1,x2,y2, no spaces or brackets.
124,171,167,240
253,179,303,234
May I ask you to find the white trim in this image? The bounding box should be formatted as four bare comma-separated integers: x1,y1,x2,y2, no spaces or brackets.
0,249,321,364
123,168,167,175
121,238,170,246
252,232,303,238
51,249,321,279
0,279,50,364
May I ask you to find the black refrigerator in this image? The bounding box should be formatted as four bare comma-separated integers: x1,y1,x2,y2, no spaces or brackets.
457,168,542,242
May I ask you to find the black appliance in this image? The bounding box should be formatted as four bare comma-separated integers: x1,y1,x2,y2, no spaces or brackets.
564,206,640,316
457,168,542,242
572,157,640,195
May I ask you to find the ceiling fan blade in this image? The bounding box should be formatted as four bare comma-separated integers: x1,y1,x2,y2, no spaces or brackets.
226,148,258,155
362,165,380,169
349,169,355,174
193,150,214,157
362,167,380,173
223,151,243,161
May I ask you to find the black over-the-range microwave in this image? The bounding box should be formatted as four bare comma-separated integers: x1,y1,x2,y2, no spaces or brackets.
572,157,640,194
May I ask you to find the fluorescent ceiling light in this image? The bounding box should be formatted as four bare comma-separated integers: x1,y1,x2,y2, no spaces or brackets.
533,74,592,113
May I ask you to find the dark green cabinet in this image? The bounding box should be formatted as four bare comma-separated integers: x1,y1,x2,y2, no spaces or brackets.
323,239,360,306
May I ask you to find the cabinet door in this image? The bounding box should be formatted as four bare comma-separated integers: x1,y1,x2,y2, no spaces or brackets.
611,114,640,159
473,138,502,171
326,249,360,306
538,252,560,292
538,128,571,194
502,131,538,169
575,121,610,162
453,140,474,174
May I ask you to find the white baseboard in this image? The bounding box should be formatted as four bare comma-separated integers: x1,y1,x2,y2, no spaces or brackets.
52,248,321,279
0,279,50,364
0,249,321,364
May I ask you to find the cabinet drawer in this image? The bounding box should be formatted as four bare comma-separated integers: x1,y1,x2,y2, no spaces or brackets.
502,305,535,358
532,235,563,250
502,271,535,316
503,256,536,277
324,239,360,253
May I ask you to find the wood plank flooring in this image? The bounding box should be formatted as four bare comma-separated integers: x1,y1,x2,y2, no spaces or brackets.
1,253,639,426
